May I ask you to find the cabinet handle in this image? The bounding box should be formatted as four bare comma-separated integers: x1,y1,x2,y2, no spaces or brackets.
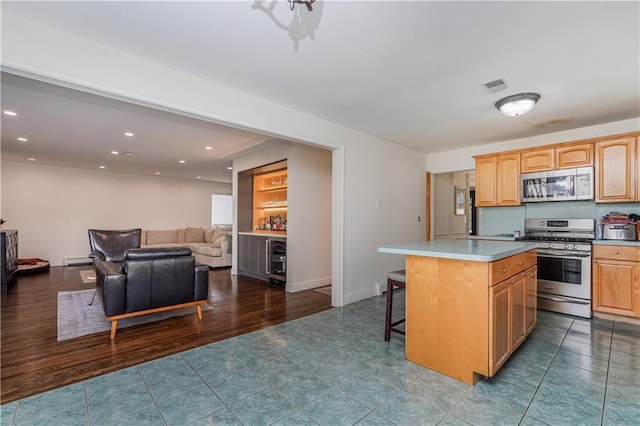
614,250,619,255
499,268,507,273
516,262,523,267
525,272,531,277
593,260,598,263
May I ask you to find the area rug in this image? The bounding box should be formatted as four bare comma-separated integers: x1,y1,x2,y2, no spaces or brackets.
79,270,96,284
314,285,332,296
57,289,212,341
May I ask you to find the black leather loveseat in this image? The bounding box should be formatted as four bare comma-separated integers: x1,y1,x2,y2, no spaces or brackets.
93,246,209,339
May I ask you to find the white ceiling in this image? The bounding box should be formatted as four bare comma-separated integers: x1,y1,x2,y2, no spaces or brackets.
2,1,639,182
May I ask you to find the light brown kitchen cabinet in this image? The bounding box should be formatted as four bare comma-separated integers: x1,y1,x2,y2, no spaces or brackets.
555,143,594,169
475,156,497,206
593,245,640,318
406,248,537,385
496,154,521,206
474,154,520,207
595,137,636,203
637,137,640,201
521,149,554,173
488,265,533,376
525,266,538,334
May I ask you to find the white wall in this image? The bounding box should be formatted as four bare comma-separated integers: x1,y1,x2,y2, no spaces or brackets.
1,161,231,266
426,118,640,174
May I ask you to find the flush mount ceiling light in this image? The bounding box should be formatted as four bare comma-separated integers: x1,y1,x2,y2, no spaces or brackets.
288,0,315,11
495,93,541,117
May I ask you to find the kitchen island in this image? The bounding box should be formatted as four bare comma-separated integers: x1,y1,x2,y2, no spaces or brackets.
378,239,538,385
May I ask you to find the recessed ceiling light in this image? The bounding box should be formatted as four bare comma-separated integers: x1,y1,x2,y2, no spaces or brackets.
227,166,233,170
205,146,213,150
28,158,35,161
123,151,136,156
111,151,119,155
197,176,202,179
3,110,17,116
155,172,160,175
124,132,134,137
179,160,186,164
99,165,106,169
17,137,28,142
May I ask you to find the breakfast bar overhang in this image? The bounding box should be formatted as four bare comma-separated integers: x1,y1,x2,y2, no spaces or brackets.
378,239,538,385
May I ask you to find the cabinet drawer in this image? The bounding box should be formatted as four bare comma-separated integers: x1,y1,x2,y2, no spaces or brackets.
593,245,640,262
511,250,536,272
490,257,513,286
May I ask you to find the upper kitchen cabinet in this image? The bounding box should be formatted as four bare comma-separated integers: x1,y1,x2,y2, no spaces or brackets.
555,143,593,169
595,137,637,203
521,143,593,173
521,148,554,173
475,156,497,206
474,154,520,207
497,154,521,206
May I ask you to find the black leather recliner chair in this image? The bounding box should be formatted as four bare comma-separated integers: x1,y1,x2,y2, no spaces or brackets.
92,244,209,339
88,228,142,262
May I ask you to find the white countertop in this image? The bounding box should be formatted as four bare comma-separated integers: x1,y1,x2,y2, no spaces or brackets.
593,239,640,247
377,239,536,262
238,231,287,239
467,234,517,242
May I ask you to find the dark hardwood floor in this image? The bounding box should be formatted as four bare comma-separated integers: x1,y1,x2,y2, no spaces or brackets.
0,266,332,404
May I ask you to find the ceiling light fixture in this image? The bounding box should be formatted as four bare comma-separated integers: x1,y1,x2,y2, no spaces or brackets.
99,165,106,169
124,132,134,137
179,160,186,164
111,151,119,155
205,146,213,150
288,0,315,11
17,137,28,142
123,151,136,156
495,93,541,117
155,172,160,175
3,110,17,116
28,158,35,161
227,166,233,170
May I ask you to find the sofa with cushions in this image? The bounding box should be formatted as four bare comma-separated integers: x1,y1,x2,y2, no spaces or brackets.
141,227,232,268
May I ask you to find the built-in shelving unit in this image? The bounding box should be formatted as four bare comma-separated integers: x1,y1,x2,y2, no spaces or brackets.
253,168,287,231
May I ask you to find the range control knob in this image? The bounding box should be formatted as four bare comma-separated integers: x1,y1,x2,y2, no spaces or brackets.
566,244,575,250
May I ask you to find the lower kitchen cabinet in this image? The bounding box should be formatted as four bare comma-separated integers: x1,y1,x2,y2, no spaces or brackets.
238,234,268,281
525,266,538,334
489,265,536,376
593,245,640,318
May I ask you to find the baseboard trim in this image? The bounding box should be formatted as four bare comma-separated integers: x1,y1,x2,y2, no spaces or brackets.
287,276,331,293
343,286,379,305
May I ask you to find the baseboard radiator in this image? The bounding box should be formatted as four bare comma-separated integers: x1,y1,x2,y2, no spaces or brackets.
63,256,93,266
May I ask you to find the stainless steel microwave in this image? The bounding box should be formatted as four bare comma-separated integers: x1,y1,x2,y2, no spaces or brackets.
521,167,594,202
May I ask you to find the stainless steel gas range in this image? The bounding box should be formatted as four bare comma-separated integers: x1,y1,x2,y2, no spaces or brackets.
521,218,595,318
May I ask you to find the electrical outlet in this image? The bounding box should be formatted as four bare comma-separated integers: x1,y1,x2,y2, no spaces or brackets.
376,200,381,210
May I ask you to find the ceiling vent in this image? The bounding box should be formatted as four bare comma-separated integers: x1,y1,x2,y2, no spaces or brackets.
482,79,508,93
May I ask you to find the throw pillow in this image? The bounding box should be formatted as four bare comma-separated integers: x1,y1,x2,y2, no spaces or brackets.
213,236,225,248
185,227,205,243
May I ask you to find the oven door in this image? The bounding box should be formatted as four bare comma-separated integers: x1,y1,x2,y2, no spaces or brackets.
536,251,591,300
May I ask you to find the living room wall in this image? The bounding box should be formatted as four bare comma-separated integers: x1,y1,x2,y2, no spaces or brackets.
1,160,231,266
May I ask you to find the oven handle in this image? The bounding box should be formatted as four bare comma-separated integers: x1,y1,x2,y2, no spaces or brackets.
538,294,590,305
537,252,591,260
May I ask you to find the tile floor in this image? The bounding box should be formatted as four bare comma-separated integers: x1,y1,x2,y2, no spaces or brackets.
1,290,639,426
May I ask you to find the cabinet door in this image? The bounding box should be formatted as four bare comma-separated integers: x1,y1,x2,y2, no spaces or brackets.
489,279,511,376
595,137,636,202
556,143,593,169
593,258,640,318
249,236,268,279
637,137,640,201
497,154,521,206
510,273,526,351
238,234,251,273
475,157,497,206
525,266,538,335
521,149,554,173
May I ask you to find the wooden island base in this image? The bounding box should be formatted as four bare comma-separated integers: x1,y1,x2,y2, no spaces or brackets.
405,250,537,385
